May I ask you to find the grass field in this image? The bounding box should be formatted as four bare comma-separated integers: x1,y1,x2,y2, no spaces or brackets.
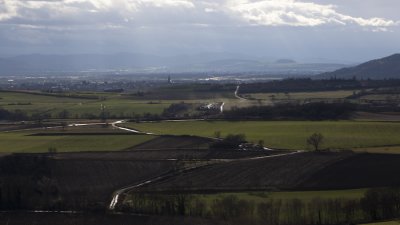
361,221,400,225
0,90,254,118
0,91,173,117
353,146,400,154
195,189,366,205
130,84,236,100
125,121,400,150
0,130,154,153
248,90,356,101
64,98,170,116
360,94,400,101
354,112,400,122
124,189,365,214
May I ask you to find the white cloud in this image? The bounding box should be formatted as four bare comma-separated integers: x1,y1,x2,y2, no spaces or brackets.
139,0,194,8
227,0,397,27
0,0,398,33
0,0,19,21
0,0,399,30
0,0,195,22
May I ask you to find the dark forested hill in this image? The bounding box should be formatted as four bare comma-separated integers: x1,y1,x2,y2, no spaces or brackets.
317,54,400,79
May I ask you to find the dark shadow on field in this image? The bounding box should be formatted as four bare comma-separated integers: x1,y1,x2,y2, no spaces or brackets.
0,154,176,210
126,135,215,150
120,135,283,160
300,153,400,189
136,152,351,192
0,212,227,225
139,152,400,192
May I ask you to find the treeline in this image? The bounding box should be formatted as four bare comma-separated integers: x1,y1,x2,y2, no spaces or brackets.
0,155,61,210
0,154,105,211
210,134,253,150
239,78,400,94
347,87,400,100
0,107,164,122
162,102,192,118
119,188,400,225
223,102,356,120
0,102,356,121
0,105,215,122
0,108,31,121
159,83,236,93
0,90,100,100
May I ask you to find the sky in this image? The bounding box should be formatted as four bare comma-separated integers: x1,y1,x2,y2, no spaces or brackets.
1,0,400,62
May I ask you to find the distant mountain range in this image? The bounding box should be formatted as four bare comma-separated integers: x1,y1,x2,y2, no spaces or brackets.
0,53,345,76
317,54,400,79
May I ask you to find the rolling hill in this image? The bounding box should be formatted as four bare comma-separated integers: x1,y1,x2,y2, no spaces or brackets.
317,53,400,79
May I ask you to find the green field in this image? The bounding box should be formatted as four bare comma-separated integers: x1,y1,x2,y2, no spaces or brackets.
361,221,400,225
248,90,356,101
0,130,154,153
361,94,400,101
195,189,366,205
124,189,366,222
124,189,365,210
0,90,268,120
353,146,400,154
0,91,173,117
125,121,400,150
0,90,256,118
132,84,236,100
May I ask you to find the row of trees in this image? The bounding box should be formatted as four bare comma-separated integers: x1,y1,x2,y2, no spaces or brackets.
223,102,356,120
2,101,398,123
162,102,191,118
120,188,400,225
210,134,248,149
239,78,400,94
0,155,110,211
209,132,323,151
0,107,164,122
0,155,61,210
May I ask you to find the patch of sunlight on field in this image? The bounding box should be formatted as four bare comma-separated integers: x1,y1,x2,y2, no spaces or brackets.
0,131,154,153
1,90,255,117
249,90,356,100
65,100,170,116
196,189,365,205
353,146,400,154
360,221,400,225
125,121,400,150
360,94,400,101
0,91,173,117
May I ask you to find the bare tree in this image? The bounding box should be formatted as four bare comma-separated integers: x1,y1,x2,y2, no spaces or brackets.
307,133,324,151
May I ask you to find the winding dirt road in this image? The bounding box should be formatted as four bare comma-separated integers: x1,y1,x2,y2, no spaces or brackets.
235,85,247,100
108,149,304,210
111,120,154,135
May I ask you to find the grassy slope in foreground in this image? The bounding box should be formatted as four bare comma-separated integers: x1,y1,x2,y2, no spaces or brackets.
125,121,400,150
0,131,154,153
361,221,400,225
195,189,366,205
124,189,366,213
